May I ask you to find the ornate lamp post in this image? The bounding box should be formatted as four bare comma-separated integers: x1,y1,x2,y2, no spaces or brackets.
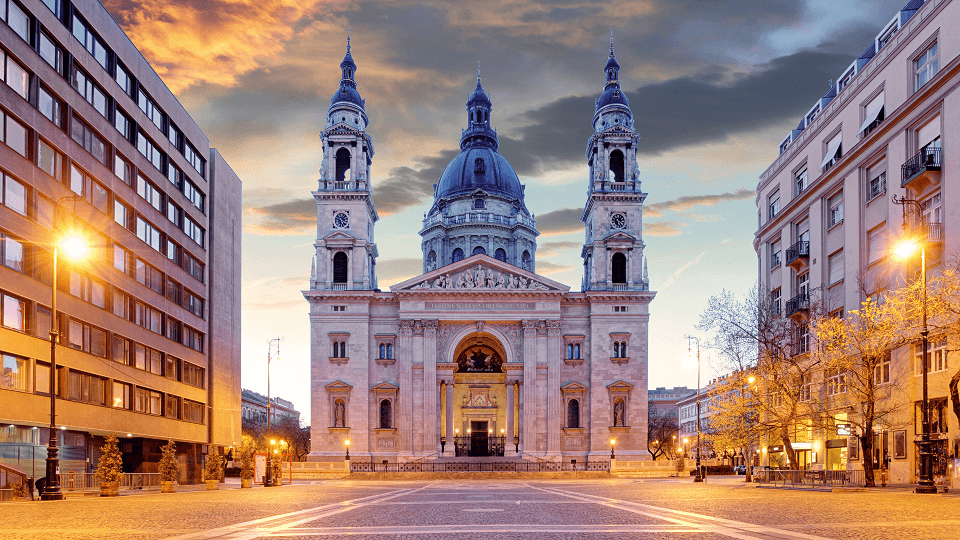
610,438,616,460
746,375,756,483
688,336,704,482
264,338,281,487
892,194,936,494
42,197,89,501
344,439,350,461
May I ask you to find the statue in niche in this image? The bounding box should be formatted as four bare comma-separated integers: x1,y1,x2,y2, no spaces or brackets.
490,395,497,407
334,400,345,427
614,400,624,427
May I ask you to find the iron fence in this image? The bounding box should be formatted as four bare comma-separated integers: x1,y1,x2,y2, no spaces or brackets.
752,468,864,488
349,460,610,473
57,472,162,492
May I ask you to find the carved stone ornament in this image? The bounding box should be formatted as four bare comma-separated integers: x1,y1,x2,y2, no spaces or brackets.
412,265,550,291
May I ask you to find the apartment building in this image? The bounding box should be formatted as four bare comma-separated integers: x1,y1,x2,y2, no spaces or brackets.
0,0,241,483
241,390,301,426
754,0,957,483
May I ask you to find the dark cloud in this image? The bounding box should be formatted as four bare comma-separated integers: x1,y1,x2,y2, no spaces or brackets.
372,150,459,215
248,198,315,235
536,208,583,236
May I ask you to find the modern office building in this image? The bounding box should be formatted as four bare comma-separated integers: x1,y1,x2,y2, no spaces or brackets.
754,0,957,482
0,0,241,484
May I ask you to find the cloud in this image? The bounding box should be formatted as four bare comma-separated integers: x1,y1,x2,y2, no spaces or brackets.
101,0,343,92
688,214,722,223
247,198,315,235
372,150,459,216
644,222,685,236
377,257,424,285
536,208,583,236
536,260,574,274
537,241,581,257
659,251,708,292
645,189,754,218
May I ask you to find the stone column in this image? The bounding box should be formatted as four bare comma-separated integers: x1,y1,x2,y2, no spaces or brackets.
436,380,443,455
546,320,562,459
444,380,455,456
521,320,538,457
398,320,413,458
423,321,438,455
506,381,515,455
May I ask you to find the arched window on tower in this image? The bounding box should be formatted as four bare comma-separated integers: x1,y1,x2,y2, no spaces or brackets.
609,149,625,183
379,399,392,429
612,252,626,284
335,148,351,183
333,252,348,283
472,246,486,256
521,251,531,271
474,158,485,174
427,250,437,271
494,248,506,262
567,399,580,428
451,248,464,263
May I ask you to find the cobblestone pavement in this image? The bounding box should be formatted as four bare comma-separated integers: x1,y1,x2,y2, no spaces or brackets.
2,476,958,539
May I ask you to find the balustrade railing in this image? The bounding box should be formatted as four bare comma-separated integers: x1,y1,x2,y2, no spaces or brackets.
785,292,809,317
349,460,610,473
784,241,809,266
901,146,941,186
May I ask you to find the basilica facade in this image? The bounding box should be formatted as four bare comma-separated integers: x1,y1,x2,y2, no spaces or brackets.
304,37,656,462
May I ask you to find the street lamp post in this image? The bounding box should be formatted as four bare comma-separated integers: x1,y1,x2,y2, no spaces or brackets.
264,338,281,487
745,375,756,483
688,336,704,482
892,195,936,494
42,197,89,501
610,439,616,460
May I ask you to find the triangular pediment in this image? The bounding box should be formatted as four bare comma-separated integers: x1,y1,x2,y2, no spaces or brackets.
602,231,637,242
390,254,570,293
371,381,399,391
324,380,353,391
561,381,588,392
325,124,364,136
323,230,358,242
606,380,634,391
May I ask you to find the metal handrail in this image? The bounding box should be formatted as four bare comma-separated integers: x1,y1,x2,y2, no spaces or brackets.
785,292,809,317
901,146,941,186
784,241,809,265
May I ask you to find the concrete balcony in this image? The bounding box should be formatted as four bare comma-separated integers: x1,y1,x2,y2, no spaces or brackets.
785,292,809,319
901,146,941,191
785,241,810,272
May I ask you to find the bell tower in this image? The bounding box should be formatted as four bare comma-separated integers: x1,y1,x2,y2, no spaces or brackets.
581,33,648,291
311,34,378,291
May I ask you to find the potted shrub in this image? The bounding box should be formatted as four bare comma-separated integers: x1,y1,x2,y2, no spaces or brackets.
205,446,223,490
98,435,124,497
270,452,282,486
11,482,27,501
159,440,179,493
239,443,254,489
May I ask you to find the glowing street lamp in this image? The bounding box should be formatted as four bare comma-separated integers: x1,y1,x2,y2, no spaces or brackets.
610,438,616,460
688,335,704,483
345,439,350,460
42,198,89,501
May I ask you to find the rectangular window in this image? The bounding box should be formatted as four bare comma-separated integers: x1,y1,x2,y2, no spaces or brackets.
136,131,162,171
135,301,162,335
165,316,181,343
874,353,891,385
183,217,204,247
114,199,129,229
795,167,808,196
71,63,107,118
167,162,182,189
3,173,27,215
111,336,129,366
135,217,162,252
916,338,948,374
114,107,132,140
36,139,63,181
796,322,809,354
113,243,128,273
828,249,844,285
915,41,938,90
2,293,26,331
137,174,163,211
183,325,204,353
182,361,205,389
0,353,30,392
37,195,54,230
166,201,182,227
165,394,180,419
183,180,204,212
69,163,84,195
768,191,780,220
66,318,107,357
868,225,886,264
38,85,64,128
0,1,30,44
134,387,161,415
68,370,105,405
72,13,109,70
2,50,30,100
90,180,108,215
770,240,781,269
112,381,131,409
2,234,24,272
827,191,843,228
39,32,63,74
800,373,813,401
185,290,204,319
184,143,204,177
826,368,846,395
2,109,28,157
70,114,107,163
137,86,163,129
821,133,842,171
859,92,885,136
112,288,129,319
183,252,204,283
183,399,204,423
771,288,781,316
114,62,132,96
164,355,179,381
168,123,181,149
114,153,133,186
165,239,179,264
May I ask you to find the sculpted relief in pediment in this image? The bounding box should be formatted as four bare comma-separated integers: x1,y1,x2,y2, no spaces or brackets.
411,265,550,291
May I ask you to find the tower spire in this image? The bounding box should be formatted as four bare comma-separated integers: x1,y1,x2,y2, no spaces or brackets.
610,29,614,56
477,60,481,83
347,27,351,53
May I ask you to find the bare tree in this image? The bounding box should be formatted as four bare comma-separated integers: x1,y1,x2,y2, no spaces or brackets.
698,284,825,467
647,409,679,460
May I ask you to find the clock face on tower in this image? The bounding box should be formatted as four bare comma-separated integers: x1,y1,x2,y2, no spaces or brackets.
334,212,349,228
611,213,626,229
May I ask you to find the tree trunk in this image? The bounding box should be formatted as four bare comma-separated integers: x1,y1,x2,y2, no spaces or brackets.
949,367,960,428
780,433,797,468
860,433,875,487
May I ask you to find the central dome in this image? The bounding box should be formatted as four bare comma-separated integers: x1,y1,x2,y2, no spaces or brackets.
435,147,523,200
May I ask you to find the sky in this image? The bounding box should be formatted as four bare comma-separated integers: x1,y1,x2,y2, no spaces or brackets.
101,0,911,421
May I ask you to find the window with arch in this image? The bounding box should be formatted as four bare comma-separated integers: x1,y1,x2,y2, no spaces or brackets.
379,399,392,429
472,246,486,256
451,248,464,263
378,343,393,360
427,250,437,270
613,341,627,358
332,341,347,358
335,147,351,183
609,149,625,182
494,248,506,262
521,250,531,271
333,252,348,283
612,252,626,283
474,158,485,173
567,399,580,428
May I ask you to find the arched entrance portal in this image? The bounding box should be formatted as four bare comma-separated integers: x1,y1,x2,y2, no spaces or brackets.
450,332,507,457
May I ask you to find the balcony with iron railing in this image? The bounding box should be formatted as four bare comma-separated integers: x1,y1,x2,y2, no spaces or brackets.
925,221,942,243
785,292,809,318
901,146,941,190
784,241,809,271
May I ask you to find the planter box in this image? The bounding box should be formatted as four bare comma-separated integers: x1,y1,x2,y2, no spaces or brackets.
206,479,219,490
100,482,120,497
241,478,253,489
161,481,176,493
